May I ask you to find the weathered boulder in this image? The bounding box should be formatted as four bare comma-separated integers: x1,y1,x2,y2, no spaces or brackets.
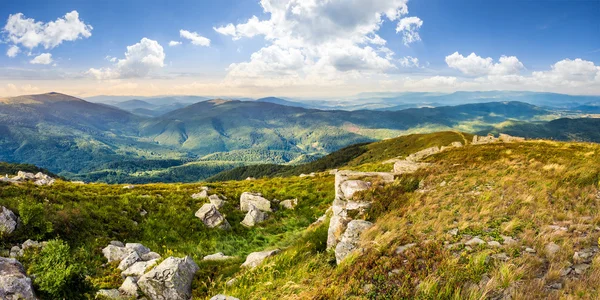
137,256,199,300
110,241,125,247
240,192,272,212
0,206,18,236
406,146,440,162
393,160,430,174
499,133,525,143
210,295,240,300
141,252,161,261
0,257,36,300
10,246,23,258
96,289,123,299
195,204,231,230
335,220,373,264
340,180,371,200
241,249,280,268
280,198,298,210
118,251,141,271
122,259,159,278
240,204,267,227
125,243,151,256
16,171,35,180
203,252,234,261
209,194,226,209
102,245,131,263
191,190,208,199
118,276,139,297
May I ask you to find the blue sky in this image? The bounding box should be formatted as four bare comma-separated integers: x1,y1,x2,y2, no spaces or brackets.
1,0,599,97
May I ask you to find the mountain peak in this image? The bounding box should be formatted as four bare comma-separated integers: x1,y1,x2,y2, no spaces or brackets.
0,92,86,105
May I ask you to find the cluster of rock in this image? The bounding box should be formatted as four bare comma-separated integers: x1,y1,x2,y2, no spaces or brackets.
99,241,198,300
0,206,19,236
472,133,525,145
9,239,47,258
391,141,463,174
327,170,394,264
194,187,231,229
0,257,37,300
0,171,55,186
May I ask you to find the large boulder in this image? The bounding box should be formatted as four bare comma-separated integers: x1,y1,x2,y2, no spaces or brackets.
0,257,36,300
406,146,440,162
240,192,272,212
0,206,18,236
118,251,141,271
102,245,131,263
125,243,151,256
241,249,280,268
340,180,371,200
137,256,199,300
195,204,231,230
335,220,373,264
240,204,267,227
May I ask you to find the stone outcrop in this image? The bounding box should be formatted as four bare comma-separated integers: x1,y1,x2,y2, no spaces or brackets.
195,204,231,230
0,206,19,236
240,192,272,212
0,257,37,300
340,180,371,200
241,249,280,268
240,204,267,227
203,252,234,261
406,146,440,162
335,220,373,264
472,133,524,145
137,256,199,300
101,241,162,281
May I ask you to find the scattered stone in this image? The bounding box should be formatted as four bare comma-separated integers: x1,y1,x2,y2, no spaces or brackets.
465,237,485,246
0,206,18,236
573,263,590,275
210,295,240,300
573,248,596,263
280,198,298,210
362,283,374,293
110,241,125,247
395,243,416,254
393,160,431,174
241,249,280,268
122,185,135,189
102,245,131,263
208,194,226,209
126,243,151,256
9,246,23,258
138,256,199,300
493,253,510,262
406,146,440,162
195,204,231,230
545,242,561,258
139,209,148,217
525,247,536,253
501,235,517,245
118,276,139,297
448,228,458,236
240,204,267,227
122,259,159,278
560,267,572,277
141,252,161,261
340,180,371,200
0,257,36,300
96,289,123,299
245,177,255,181
335,220,373,264
191,190,208,199
203,252,234,261
549,282,562,290
488,241,501,247
240,192,272,212
118,251,141,271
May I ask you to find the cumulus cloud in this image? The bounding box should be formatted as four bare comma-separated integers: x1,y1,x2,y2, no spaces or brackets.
180,30,210,46
396,17,423,46
445,52,524,76
3,11,92,50
87,38,165,80
30,53,53,65
6,45,20,57
398,56,420,68
531,58,600,87
214,0,423,86
168,41,182,47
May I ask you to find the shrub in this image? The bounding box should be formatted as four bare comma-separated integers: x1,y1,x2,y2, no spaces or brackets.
18,198,53,240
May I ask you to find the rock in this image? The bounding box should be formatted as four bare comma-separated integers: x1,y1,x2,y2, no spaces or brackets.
240,192,272,212
280,198,298,210
241,249,280,268
448,228,458,236
141,252,161,261
560,267,572,276
241,204,268,227
34,178,55,186
195,204,231,230
501,235,517,245
499,133,525,143
17,171,35,180
0,206,19,236
226,278,237,287
140,209,148,217
102,245,131,263
119,276,139,297
203,252,234,261
393,160,430,174
395,243,416,254
493,253,510,262
525,247,536,253
209,194,226,209
488,241,501,247
137,256,199,300
118,251,141,271
340,180,371,200
9,246,23,258
406,146,440,162
335,220,373,264
573,263,590,275
126,243,151,256
465,237,485,246
245,177,255,181
191,190,208,199
545,242,560,257
210,295,240,300
96,289,123,299
0,257,36,300
122,185,135,189
573,248,596,263
110,241,125,247
122,259,159,278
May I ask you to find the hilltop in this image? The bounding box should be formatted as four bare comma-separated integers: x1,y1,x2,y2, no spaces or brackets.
1,131,600,299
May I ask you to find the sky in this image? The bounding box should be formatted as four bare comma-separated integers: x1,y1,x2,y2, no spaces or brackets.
0,0,599,98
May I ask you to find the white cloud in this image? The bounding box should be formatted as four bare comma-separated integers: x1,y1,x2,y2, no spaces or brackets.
104,55,117,62
216,0,422,86
396,17,423,46
168,41,182,47
6,45,20,57
30,53,53,65
445,52,524,76
3,11,92,49
404,76,458,88
398,56,420,68
179,30,210,46
532,58,600,87
87,38,165,79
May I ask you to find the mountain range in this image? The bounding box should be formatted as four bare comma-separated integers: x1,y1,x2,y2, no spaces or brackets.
0,92,598,183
